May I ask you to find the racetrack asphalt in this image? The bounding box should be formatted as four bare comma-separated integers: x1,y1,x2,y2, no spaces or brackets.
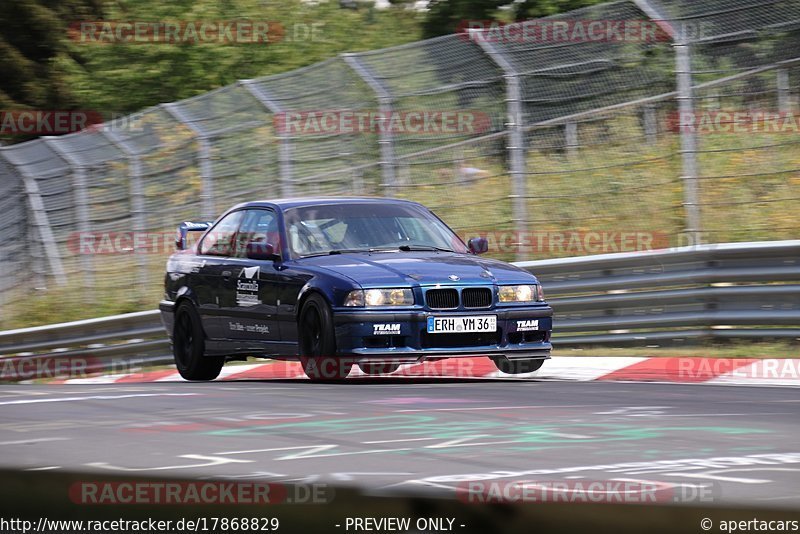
1,378,799,509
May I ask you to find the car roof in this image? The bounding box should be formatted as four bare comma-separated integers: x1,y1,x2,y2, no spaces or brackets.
232,197,423,211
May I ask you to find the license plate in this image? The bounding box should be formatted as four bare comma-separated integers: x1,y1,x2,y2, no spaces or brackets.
427,316,497,334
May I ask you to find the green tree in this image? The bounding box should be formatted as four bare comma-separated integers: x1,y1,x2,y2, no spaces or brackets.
0,0,103,110
60,0,423,115
512,0,606,20
421,0,608,39
422,0,506,38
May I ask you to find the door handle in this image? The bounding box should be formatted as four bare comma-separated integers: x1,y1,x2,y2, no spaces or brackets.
221,271,232,280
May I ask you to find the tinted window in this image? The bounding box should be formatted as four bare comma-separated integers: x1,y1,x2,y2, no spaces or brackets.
235,209,279,258
283,202,467,258
199,210,244,257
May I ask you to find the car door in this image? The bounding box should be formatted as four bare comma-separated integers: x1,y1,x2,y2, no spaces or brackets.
219,208,282,344
194,209,245,339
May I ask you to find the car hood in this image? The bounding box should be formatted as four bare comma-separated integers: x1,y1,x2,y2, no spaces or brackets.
298,252,538,287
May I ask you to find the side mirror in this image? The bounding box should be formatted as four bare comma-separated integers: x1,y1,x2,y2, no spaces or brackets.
176,221,212,251
468,237,489,255
246,242,280,262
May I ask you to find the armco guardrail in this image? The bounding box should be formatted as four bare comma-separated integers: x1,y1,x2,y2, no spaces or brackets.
0,310,171,376
0,310,163,354
521,240,800,346
0,241,798,370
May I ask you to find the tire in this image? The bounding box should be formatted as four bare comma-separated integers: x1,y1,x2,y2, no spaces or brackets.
358,363,401,375
298,294,351,380
173,301,224,381
492,357,545,375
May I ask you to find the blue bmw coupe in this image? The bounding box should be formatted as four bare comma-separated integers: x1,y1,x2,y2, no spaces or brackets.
160,198,553,380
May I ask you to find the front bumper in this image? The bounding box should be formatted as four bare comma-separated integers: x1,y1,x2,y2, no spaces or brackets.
332,305,553,364
159,300,175,339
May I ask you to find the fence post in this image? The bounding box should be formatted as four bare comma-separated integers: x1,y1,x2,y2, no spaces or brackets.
469,30,528,261
241,80,295,197
633,0,702,245
43,138,95,293
9,166,67,286
162,103,216,220
675,42,702,246
353,168,364,195
565,121,579,157
644,104,658,144
777,68,791,113
341,54,397,195
104,130,149,298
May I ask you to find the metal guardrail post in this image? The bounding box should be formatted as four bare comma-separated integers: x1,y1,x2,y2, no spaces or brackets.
103,129,149,297
469,31,528,262
341,54,397,195
241,80,295,197
162,103,216,220
43,138,95,293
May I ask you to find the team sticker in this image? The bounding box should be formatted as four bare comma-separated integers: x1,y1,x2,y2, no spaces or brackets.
516,320,540,332
373,323,402,335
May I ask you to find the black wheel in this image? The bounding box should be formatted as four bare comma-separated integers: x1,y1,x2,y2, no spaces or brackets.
492,357,545,375
298,294,351,380
358,363,401,375
173,301,224,381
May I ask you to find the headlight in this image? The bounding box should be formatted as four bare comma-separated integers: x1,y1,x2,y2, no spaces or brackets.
344,288,414,307
498,284,541,303
343,290,365,307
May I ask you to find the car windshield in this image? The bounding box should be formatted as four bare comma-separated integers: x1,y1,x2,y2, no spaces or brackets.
283,202,468,258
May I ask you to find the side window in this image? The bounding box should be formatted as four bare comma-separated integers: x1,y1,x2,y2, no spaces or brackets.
235,209,279,258
199,211,244,257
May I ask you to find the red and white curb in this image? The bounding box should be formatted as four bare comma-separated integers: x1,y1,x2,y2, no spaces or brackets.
53,357,800,387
